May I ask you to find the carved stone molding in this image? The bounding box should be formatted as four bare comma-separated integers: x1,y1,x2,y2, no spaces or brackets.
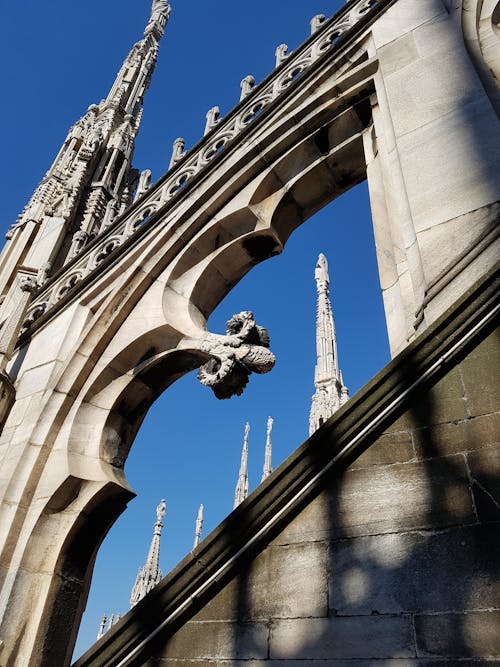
21,0,387,337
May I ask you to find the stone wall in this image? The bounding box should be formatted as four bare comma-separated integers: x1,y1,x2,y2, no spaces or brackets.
142,327,499,665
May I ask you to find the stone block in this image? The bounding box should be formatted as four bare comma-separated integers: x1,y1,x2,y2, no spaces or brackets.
146,661,458,667
216,661,421,667
385,44,479,140
336,455,474,537
15,363,58,399
159,620,268,660
404,367,469,432
196,541,328,621
398,98,500,235
275,455,474,546
271,488,334,546
460,336,500,417
467,446,500,522
412,413,500,459
379,32,419,77
372,0,446,49
144,661,215,666
415,610,500,658
329,526,499,615
418,207,498,301
348,429,415,470
270,615,414,660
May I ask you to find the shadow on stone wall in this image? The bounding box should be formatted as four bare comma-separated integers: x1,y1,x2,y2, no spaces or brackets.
219,325,500,664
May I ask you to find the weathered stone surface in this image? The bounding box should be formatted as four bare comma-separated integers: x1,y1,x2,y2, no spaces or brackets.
379,31,419,77
348,428,415,470
144,661,432,666
274,455,475,546
415,610,500,658
158,621,268,660
336,455,474,537
405,367,469,429
197,541,328,621
329,526,500,615
270,616,414,660
372,0,446,49
467,446,500,522
412,413,500,459
460,332,500,417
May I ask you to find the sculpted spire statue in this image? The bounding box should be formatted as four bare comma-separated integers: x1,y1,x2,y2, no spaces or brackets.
130,500,167,607
145,0,171,37
309,253,349,435
193,504,204,549
233,423,250,508
261,416,273,482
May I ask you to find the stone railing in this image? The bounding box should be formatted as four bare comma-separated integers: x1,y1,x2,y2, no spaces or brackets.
22,0,384,335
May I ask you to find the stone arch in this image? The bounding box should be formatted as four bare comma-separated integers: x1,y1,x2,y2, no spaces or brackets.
10,479,134,667
462,0,500,116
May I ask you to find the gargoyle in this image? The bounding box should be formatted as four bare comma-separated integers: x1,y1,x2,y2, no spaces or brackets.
197,311,275,399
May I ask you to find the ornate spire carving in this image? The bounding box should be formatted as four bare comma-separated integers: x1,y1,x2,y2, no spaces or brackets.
233,423,250,508
309,253,349,435
0,0,171,303
145,0,171,38
130,499,166,607
261,416,273,482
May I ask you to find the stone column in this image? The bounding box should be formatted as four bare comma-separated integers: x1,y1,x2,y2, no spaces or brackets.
366,0,500,355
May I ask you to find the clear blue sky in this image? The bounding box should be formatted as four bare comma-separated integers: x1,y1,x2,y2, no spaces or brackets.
0,1,390,658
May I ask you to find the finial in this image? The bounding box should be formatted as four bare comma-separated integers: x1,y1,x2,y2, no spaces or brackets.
169,137,186,169
204,106,221,135
275,44,290,68
193,504,204,549
240,75,255,101
261,416,274,482
97,614,107,640
134,169,152,201
310,15,326,35
106,614,115,632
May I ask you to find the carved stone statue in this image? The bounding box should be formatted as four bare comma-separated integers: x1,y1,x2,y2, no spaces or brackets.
145,0,171,36
151,0,171,18
197,311,275,399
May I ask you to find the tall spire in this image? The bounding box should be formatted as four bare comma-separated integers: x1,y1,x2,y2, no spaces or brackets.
193,504,204,549
130,499,166,607
233,423,250,508
261,416,274,482
309,253,349,435
0,1,171,320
